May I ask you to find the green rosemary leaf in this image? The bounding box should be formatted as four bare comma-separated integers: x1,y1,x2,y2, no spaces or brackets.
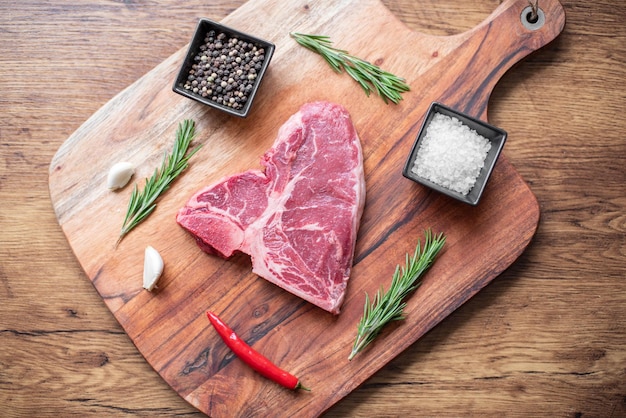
290,32,410,104
117,119,201,244
349,229,446,360
344,64,373,96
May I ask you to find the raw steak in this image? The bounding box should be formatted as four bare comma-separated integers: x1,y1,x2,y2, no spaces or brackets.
177,101,365,314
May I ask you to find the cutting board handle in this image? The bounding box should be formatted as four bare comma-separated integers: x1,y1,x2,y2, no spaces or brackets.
438,0,565,120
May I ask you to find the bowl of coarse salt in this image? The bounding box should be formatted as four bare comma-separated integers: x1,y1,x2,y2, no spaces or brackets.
403,102,507,206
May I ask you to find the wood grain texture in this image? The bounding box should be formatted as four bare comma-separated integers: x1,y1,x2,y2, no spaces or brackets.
46,0,559,415
1,0,625,417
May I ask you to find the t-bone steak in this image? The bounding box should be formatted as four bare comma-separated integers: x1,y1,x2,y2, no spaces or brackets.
176,101,365,314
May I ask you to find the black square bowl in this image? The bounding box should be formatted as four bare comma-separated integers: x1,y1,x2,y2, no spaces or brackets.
172,18,275,118
402,102,508,206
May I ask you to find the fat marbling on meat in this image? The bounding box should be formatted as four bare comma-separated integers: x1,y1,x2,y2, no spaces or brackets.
177,101,365,314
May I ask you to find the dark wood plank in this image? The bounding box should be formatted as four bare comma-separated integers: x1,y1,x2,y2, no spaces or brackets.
1,0,624,417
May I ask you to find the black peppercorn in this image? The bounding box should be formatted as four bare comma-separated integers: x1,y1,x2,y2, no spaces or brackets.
181,29,268,111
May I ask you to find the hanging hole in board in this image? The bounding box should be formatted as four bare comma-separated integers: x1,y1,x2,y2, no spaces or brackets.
521,6,545,30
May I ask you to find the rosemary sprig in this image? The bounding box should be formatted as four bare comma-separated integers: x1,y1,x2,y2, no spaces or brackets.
290,32,410,104
349,230,446,360
117,119,201,244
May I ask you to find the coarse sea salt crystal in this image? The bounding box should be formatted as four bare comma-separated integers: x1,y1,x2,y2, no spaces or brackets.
412,113,492,196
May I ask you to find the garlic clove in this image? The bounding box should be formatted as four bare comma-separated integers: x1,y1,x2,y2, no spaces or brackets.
107,162,135,190
143,246,164,291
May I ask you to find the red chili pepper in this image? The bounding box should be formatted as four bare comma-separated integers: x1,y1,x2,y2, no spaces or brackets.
206,311,310,391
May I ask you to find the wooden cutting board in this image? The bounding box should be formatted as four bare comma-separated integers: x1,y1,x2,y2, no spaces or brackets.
48,0,565,416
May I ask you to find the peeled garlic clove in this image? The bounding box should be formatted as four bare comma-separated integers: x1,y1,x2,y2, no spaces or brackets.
143,246,164,291
107,162,135,190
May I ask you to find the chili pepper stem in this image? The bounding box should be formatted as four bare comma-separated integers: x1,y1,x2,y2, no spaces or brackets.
295,381,311,391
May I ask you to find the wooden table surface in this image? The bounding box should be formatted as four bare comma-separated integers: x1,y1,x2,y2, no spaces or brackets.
1,1,624,417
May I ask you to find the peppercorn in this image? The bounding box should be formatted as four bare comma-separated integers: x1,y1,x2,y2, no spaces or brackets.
181,30,267,111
